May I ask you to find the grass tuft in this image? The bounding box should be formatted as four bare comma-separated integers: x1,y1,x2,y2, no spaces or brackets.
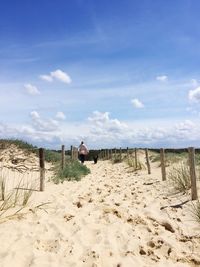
168,162,191,192
191,201,200,224
112,155,123,164
54,160,90,183
125,157,144,171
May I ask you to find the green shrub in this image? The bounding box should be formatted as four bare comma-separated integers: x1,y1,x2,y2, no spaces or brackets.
44,149,62,163
54,160,90,183
168,162,191,192
112,155,123,164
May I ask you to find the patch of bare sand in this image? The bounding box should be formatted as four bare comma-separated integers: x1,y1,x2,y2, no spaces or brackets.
0,153,200,267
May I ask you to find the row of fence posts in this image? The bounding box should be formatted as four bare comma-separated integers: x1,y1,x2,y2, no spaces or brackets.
99,147,198,201
38,146,198,200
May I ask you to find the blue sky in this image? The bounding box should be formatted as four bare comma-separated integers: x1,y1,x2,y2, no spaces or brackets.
1,0,200,149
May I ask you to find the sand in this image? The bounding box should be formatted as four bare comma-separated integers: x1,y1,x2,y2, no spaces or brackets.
0,149,200,267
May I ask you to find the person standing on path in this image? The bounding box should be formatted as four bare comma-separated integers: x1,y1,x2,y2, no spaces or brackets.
78,141,89,164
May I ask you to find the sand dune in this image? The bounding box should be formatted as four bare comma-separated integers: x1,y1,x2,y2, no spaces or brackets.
0,152,200,267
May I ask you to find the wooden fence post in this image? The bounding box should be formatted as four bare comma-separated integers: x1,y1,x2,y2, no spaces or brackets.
110,149,113,160
120,147,122,160
70,145,73,160
114,148,117,159
39,148,45,191
188,147,198,200
145,148,151,174
127,147,129,158
61,145,65,169
134,148,138,168
106,149,108,160
160,148,166,181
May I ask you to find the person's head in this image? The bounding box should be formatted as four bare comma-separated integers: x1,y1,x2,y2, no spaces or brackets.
81,141,84,145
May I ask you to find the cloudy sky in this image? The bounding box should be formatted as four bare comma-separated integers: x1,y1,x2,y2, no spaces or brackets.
1,0,200,149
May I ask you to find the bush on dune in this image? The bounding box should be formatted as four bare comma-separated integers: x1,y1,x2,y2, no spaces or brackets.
54,160,90,183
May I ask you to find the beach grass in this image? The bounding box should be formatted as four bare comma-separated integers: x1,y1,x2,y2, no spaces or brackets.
150,152,188,165
125,157,144,170
168,162,191,192
54,160,90,183
191,201,200,224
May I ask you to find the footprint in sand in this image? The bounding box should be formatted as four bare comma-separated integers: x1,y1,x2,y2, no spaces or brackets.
35,239,60,253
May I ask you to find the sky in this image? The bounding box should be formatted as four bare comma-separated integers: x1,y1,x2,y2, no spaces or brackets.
1,0,200,149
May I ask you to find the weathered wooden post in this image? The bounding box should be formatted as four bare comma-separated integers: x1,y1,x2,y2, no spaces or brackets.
120,147,122,160
61,145,65,169
160,148,166,181
110,149,113,160
188,147,198,200
127,147,129,159
145,148,151,174
101,149,103,160
70,145,73,160
76,147,78,160
134,148,138,168
114,148,117,159
39,148,45,191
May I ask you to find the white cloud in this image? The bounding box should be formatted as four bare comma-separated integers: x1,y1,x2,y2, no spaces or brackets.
40,69,72,84
131,98,144,108
188,86,200,103
156,75,168,82
50,69,72,84
56,111,66,120
30,111,59,132
24,84,40,95
88,111,127,140
39,75,53,82
1,109,200,149
30,111,40,120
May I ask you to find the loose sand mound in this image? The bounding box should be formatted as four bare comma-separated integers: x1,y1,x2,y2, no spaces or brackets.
0,143,53,192
0,152,200,267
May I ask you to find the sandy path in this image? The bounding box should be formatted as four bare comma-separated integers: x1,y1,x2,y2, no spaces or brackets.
0,159,200,267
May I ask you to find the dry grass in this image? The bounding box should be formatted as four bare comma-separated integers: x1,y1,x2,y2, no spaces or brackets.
0,174,35,220
125,157,144,171
168,162,191,193
191,201,200,224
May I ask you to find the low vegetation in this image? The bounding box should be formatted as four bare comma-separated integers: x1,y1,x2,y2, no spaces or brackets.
0,177,34,220
149,152,188,166
112,155,123,164
191,201,200,224
168,162,191,192
125,157,144,171
0,138,37,151
54,160,90,183
44,149,62,163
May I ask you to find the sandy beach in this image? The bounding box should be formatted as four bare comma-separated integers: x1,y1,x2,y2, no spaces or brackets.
0,151,200,267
